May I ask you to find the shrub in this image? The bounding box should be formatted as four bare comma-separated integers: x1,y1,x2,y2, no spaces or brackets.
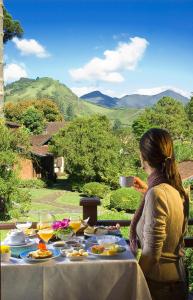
18,179,46,189
185,248,193,292
110,187,141,212
8,189,31,219
82,182,110,199
71,180,84,192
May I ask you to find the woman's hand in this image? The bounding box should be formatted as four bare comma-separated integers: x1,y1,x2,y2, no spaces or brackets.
133,177,148,194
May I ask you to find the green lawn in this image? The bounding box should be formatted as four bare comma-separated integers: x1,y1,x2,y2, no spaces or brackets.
28,189,57,200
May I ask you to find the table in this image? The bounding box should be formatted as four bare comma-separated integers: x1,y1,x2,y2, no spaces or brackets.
1,244,152,300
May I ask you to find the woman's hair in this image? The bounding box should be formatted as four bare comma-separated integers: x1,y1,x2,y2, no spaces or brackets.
139,128,187,200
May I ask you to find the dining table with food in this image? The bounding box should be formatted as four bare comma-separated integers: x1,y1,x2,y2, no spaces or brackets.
1,217,152,300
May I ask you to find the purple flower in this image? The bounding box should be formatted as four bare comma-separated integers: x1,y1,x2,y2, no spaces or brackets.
52,219,70,230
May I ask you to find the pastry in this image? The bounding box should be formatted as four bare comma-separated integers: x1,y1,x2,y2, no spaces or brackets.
91,245,105,254
28,249,53,259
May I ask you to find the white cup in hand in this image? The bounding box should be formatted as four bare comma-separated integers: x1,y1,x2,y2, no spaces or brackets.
119,176,134,187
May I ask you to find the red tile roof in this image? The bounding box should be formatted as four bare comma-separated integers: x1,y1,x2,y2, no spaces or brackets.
30,135,51,146
178,160,193,180
5,121,21,128
31,145,53,157
30,122,66,146
44,121,66,135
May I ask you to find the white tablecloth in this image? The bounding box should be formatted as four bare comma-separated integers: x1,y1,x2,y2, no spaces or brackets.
1,246,152,300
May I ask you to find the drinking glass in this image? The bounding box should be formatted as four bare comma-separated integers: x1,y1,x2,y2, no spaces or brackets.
69,216,82,236
38,228,54,244
15,220,32,232
37,211,54,230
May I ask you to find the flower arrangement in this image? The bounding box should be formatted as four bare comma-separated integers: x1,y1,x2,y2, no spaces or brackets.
52,218,73,240
0,245,10,254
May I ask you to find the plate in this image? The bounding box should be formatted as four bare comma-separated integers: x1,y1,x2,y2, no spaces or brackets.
67,255,88,261
20,249,60,262
88,246,126,258
3,238,35,247
96,235,121,245
84,227,108,237
86,235,121,244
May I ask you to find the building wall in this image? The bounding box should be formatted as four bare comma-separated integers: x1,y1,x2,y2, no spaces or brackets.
18,158,36,180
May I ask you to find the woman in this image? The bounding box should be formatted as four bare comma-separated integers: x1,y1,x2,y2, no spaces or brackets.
130,128,189,300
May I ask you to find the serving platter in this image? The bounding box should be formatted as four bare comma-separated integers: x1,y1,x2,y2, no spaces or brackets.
20,248,60,263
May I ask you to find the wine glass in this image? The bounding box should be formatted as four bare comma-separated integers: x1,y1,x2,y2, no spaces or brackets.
15,219,32,232
37,211,54,248
38,228,54,246
69,216,82,238
37,211,54,230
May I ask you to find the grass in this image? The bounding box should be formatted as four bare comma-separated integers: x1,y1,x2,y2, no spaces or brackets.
56,191,81,205
27,188,57,200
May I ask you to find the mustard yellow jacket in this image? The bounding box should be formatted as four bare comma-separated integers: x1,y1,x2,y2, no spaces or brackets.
136,183,187,282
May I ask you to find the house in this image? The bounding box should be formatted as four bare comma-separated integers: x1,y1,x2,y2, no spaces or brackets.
178,160,193,181
6,121,66,180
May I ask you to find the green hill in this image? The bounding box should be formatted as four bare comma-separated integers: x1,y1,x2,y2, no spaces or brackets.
5,77,142,125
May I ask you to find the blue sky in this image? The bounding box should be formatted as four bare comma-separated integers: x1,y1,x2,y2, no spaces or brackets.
4,0,193,97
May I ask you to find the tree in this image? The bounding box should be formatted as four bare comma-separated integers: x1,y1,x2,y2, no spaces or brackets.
186,96,193,122
113,119,122,131
0,120,31,220
66,103,75,121
3,7,23,44
50,115,122,186
34,99,62,122
4,99,63,124
21,106,45,134
132,97,191,140
132,109,152,140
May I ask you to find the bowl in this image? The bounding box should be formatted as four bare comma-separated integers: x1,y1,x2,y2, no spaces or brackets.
52,241,66,249
96,235,119,247
60,247,73,257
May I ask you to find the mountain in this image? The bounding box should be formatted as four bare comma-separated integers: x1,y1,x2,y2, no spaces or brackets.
5,77,80,114
4,77,142,126
81,89,190,108
80,91,118,108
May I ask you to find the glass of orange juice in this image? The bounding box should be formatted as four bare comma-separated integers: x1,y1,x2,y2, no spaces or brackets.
69,217,81,235
38,228,54,244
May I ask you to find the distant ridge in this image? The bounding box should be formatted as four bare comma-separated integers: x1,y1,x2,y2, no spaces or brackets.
80,91,118,108
81,89,189,108
4,77,142,126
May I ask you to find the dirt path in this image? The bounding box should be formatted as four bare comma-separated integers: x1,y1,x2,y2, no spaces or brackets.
33,191,82,213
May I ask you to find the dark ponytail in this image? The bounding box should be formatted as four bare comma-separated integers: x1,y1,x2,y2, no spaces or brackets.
139,128,189,209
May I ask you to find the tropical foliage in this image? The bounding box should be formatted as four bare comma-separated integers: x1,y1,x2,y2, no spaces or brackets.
132,97,192,140
3,6,23,44
0,121,31,220
82,182,110,198
50,115,123,186
110,187,141,212
4,99,63,134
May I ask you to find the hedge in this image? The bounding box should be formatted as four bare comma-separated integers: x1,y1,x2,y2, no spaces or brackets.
110,187,141,212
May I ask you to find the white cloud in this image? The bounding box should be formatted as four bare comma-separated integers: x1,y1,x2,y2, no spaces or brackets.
69,37,149,83
4,63,28,84
12,37,50,58
136,86,191,98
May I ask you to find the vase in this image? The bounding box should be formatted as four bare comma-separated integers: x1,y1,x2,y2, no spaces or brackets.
56,231,73,241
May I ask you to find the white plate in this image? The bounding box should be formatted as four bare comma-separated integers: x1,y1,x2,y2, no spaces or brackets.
67,254,88,261
88,246,126,258
3,238,35,247
20,249,60,263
